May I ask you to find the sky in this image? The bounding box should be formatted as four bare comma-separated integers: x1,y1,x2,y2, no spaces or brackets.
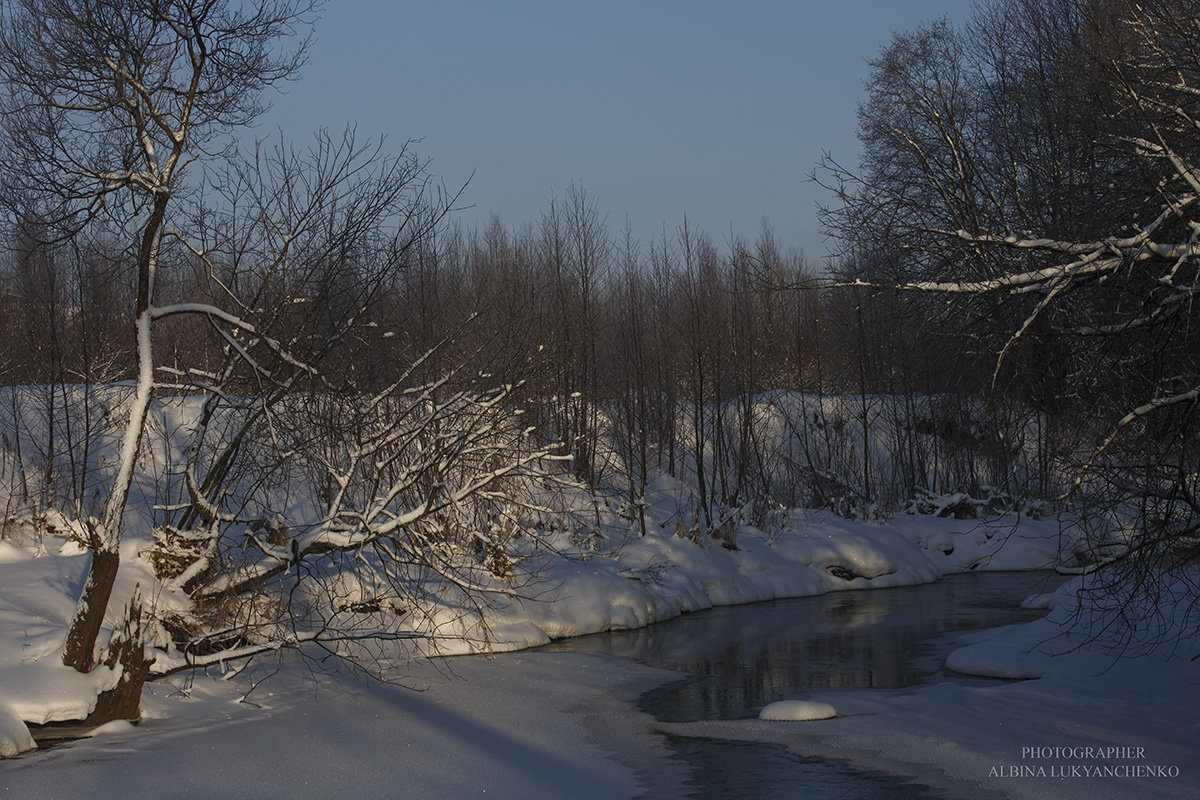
258,1,972,263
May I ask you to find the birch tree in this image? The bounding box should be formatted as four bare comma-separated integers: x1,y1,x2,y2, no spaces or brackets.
0,0,320,674
0,0,571,690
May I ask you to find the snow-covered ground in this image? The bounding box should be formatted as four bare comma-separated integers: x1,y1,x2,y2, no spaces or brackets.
411,474,1070,657
3,558,1196,799
0,502,1065,724
0,649,679,799
2,511,1197,798
658,575,1200,800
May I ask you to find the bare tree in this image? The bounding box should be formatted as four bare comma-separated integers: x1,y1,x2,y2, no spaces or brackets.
0,0,575,724
0,0,321,675
821,0,1200,651
125,128,577,671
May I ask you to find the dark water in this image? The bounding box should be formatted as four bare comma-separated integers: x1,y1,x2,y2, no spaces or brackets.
542,571,1065,799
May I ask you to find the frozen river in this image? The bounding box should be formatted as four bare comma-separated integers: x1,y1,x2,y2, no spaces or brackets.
542,571,1066,799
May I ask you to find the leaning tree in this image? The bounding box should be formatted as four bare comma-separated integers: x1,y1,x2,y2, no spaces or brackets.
0,0,564,719
0,0,325,677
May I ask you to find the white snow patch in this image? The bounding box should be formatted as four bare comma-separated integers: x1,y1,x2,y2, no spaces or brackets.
86,719,138,738
0,652,676,800
0,541,31,563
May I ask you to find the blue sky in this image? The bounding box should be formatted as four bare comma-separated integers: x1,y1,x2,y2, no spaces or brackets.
259,1,971,262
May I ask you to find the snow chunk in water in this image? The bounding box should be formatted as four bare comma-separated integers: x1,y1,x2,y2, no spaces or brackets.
0,700,35,757
758,700,837,721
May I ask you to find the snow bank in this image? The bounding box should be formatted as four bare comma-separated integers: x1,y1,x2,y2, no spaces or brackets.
0,702,35,758
0,652,678,800
0,544,147,724
0,661,121,725
423,508,1066,656
0,502,1073,725
0,541,29,564
3,497,1183,800
944,639,1052,679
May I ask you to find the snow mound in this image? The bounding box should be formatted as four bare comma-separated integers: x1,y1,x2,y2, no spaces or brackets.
758,700,837,721
0,541,31,563
87,719,137,738
0,700,36,757
944,641,1050,679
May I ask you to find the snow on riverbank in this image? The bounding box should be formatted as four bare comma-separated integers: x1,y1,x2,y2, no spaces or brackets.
425,508,1065,655
0,537,152,727
2,511,1194,800
0,505,1065,742
658,574,1200,800
0,651,680,799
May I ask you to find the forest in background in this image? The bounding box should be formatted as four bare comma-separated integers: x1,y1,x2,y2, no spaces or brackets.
0,189,1062,528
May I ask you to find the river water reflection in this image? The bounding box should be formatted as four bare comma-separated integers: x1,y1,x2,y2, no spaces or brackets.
541,570,1066,799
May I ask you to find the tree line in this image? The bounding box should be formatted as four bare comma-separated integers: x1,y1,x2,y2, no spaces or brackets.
1,182,1060,530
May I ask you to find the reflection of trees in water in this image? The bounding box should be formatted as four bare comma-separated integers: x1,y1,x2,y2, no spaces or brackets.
543,572,1063,722
652,626,932,722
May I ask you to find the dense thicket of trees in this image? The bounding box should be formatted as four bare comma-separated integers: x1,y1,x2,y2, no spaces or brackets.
2,183,1058,531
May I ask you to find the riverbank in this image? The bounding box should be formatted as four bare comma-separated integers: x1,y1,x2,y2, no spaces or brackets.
4,482,1189,799
655,573,1200,800
4,568,1195,800
0,505,1070,731
388,506,1073,657
0,650,679,799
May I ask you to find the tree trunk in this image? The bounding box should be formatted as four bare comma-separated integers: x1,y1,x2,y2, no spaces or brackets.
62,206,163,673
61,549,119,671
83,590,149,724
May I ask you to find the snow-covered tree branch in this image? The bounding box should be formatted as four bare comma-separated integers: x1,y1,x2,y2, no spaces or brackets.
0,0,550,720
818,0,1200,649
